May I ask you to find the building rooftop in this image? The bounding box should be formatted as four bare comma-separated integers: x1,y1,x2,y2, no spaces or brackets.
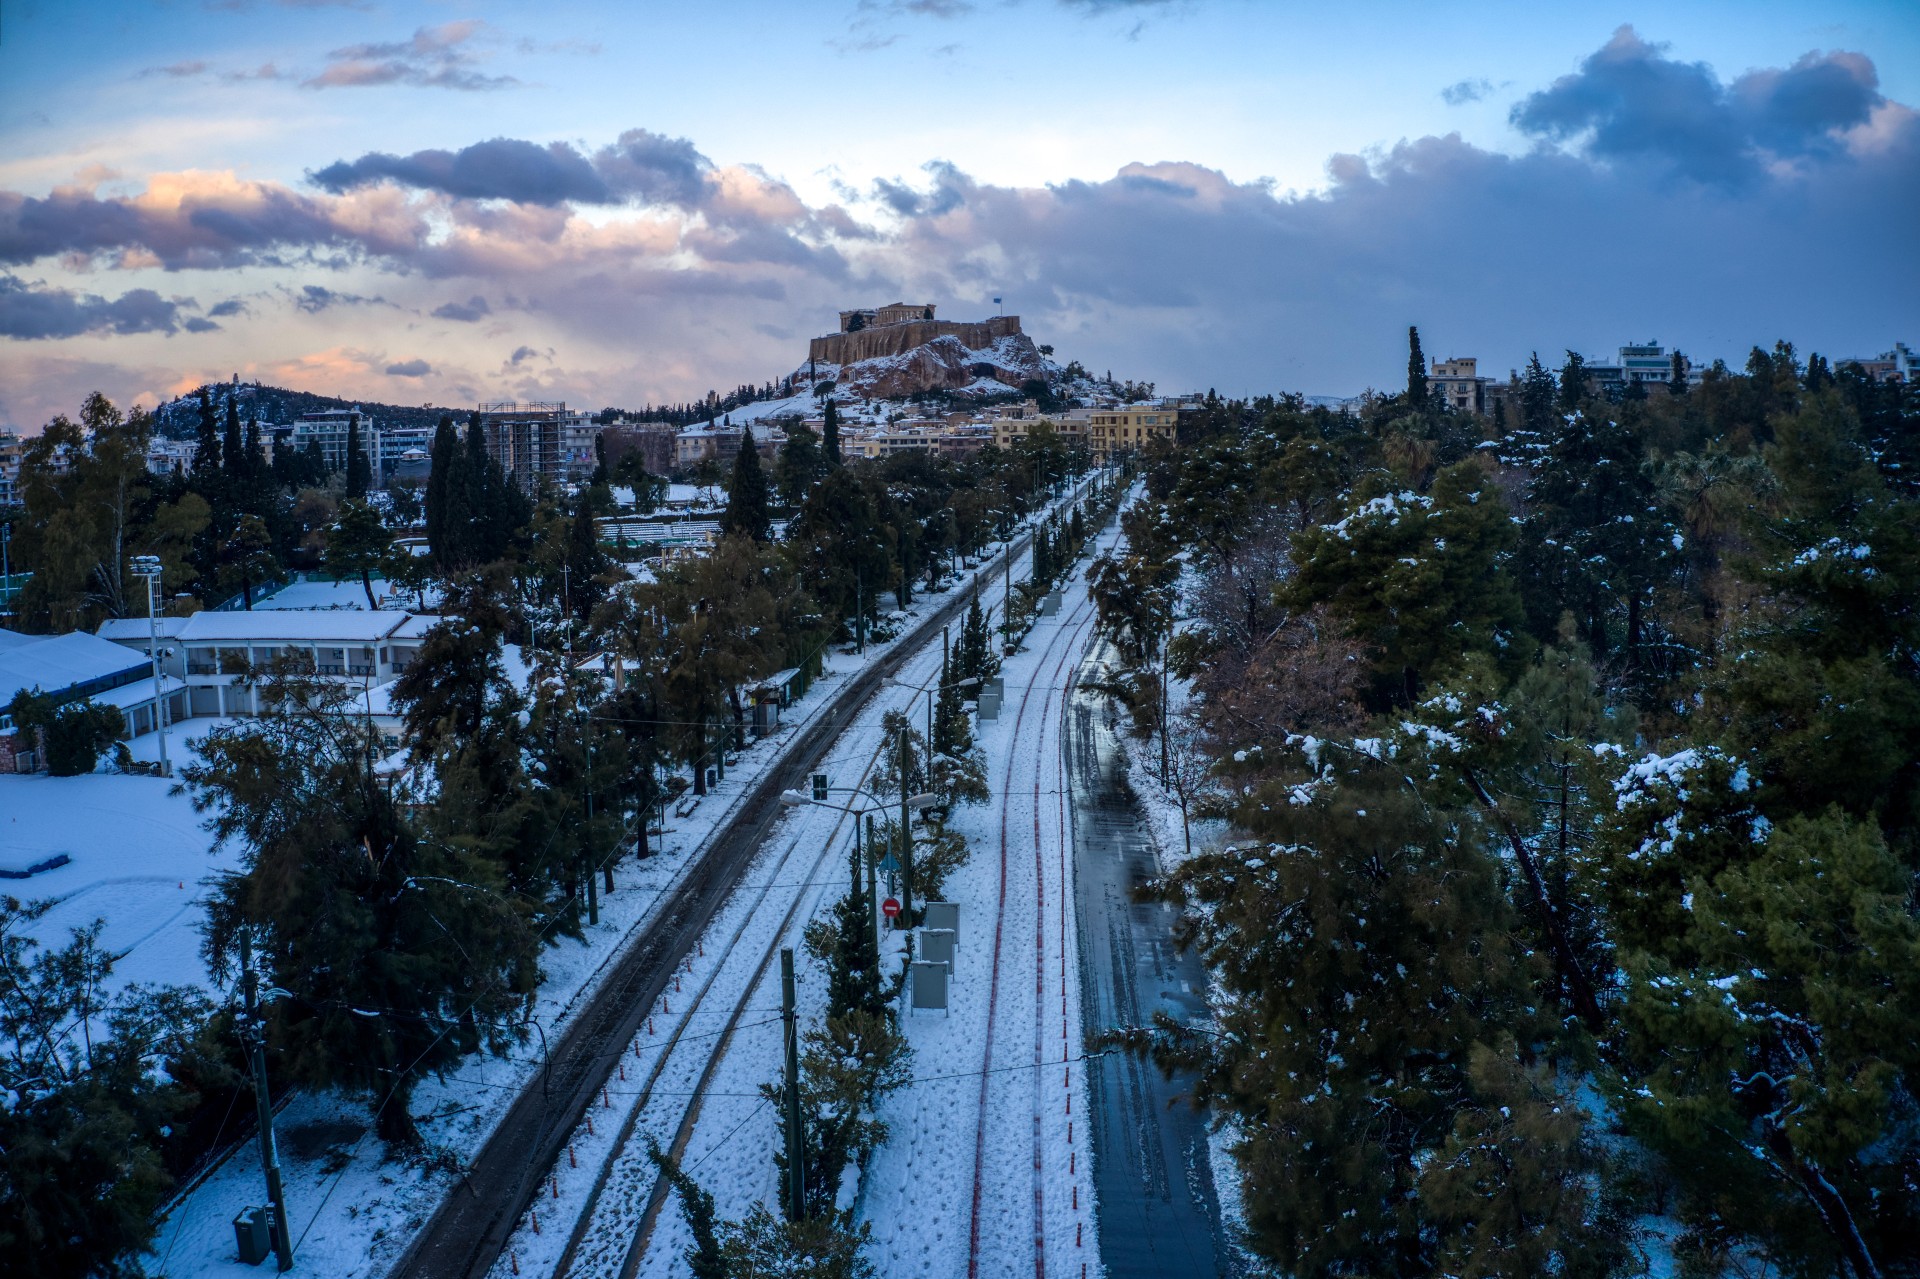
0,632,150,708
165,611,427,643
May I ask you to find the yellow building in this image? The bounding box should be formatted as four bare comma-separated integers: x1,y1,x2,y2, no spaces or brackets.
1087,406,1179,458
991,415,1084,451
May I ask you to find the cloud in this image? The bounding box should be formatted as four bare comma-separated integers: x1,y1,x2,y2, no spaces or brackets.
0,275,188,339
3,29,1914,426
0,169,425,269
593,129,714,207
312,138,612,206
208,298,249,317
305,21,516,91
385,357,432,376
312,128,716,210
182,316,222,332
1442,78,1492,106
1512,25,1885,185
432,295,492,322
142,60,210,79
293,284,387,312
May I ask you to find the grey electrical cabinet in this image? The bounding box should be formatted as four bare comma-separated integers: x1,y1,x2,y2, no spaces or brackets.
234,1206,272,1265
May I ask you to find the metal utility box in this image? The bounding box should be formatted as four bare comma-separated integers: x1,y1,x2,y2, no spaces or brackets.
921,927,957,972
233,1206,272,1265
909,960,950,1012
1039,591,1062,616
977,692,1000,722
923,901,960,937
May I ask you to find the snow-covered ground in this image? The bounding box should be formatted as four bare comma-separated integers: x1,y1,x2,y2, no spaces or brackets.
855,557,1107,1278
140,491,1096,1279
526,501,1119,1279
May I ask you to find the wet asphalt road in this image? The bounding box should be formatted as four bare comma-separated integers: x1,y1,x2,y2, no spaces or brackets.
1067,637,1235,1278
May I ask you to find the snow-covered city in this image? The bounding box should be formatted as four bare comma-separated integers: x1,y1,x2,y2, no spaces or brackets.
5,5,1919,1279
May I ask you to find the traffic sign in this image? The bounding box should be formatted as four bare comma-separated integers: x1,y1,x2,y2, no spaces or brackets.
881,897,901,919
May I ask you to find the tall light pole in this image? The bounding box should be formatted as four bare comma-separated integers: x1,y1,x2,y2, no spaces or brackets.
780,783,936,929
130,555,171,778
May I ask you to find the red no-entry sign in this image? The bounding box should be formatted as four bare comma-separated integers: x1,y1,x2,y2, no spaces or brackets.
881,897,901,919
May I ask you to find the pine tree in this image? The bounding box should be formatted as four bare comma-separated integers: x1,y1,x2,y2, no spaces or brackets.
328,500,392,608
1521,353,1557,436
1668,350,1689,397
1407,325,1428,403
822,399,842,468
723,427,771,542
187,669,535,1147
1557,350,1588,410
243,416,263,480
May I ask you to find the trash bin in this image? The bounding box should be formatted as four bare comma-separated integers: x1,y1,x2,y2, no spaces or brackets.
234,1206,272,1265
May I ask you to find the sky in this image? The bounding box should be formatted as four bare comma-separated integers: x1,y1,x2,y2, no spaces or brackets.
0,0,1916,429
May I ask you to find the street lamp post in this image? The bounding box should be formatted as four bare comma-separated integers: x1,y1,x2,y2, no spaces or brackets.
780,783,936,929
129,555,171,778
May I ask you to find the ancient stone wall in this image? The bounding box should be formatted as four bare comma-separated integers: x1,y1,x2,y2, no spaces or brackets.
809,315,1022,366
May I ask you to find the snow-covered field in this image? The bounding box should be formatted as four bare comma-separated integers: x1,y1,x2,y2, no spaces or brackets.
0,770,233,995
135,492,1095,1279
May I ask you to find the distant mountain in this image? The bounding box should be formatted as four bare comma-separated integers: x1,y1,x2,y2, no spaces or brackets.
151,381,455,440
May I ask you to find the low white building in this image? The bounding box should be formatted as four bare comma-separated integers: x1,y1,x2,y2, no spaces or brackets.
97,610,435,718
0,629,186,772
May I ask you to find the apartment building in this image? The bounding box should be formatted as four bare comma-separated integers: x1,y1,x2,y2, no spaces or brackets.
1086,405,1180,459
1430,357,1483,413
480,401,567,490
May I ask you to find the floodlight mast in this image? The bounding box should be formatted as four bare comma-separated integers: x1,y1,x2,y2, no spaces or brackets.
129,555,170,779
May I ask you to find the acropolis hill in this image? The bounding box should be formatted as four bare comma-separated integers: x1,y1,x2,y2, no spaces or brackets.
808,303,1026,367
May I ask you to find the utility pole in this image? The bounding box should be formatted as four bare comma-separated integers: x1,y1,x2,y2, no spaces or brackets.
584,735,599,926
898,726,913,926
780,948,805,1220
854,566,864,655
241,932,293,1271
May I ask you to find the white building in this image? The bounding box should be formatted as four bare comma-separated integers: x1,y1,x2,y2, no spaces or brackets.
97,610,434,718
0,629,186,771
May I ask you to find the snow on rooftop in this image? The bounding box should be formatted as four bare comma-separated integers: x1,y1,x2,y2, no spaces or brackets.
96,616,191,643
169,611,424,643
0,631,149,706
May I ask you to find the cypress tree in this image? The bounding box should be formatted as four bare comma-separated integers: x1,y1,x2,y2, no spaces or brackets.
822,399,842,469
193,386,222,474
566,488,607,621
1407,326,1428,403
723,427,771,542
345,416,370,498
221,394,244,474
244,417,263,480
424,416,455,560
1668,351,1690,398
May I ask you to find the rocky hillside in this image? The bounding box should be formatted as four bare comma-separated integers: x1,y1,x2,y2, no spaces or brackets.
804,330,1056,401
